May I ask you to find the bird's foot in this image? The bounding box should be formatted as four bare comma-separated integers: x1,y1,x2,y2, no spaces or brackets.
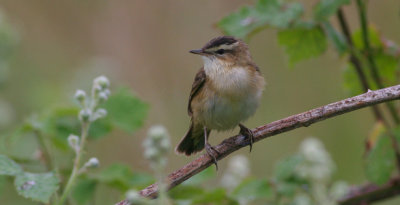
239,124,254,152
205,143,219,170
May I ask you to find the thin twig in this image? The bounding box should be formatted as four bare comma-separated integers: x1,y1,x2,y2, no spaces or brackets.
354,0,400,169
337,8,400,170
116,84,400,205
338,177,400,205
355,0,400,124
33,129,54,171
356,0,383,89
336,8,384,122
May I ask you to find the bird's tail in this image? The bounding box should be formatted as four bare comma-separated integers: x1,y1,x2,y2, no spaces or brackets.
175,123,206,156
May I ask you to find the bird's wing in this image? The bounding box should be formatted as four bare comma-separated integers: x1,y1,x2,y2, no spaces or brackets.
188,67,206,116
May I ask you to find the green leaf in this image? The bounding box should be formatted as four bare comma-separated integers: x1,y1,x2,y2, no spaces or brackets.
183,166,215,185
343,63,364,96
128,172,154,189
41,107,80,151
274,155,303,181
272,155,308,197
14,172,59,203
275,181,299,197
192,188,238,204
278,25,327,66
313,0,350,21
342,61,378,96
96,163,153,191
232,178,272,201
72,178,97,205
96,164,133,190
89,118,113,140
169,185,205,200
374,52,399,86
365,133,395,185
0,154,22,176
322,21,348,55
102,88,148,133
352,26,382,50
41,107,113,150
218,0,304,38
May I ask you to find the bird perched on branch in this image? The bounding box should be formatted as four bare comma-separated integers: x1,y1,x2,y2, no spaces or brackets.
175,36,265,169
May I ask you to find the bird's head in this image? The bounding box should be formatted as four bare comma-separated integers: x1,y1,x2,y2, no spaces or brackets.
189,36,251,66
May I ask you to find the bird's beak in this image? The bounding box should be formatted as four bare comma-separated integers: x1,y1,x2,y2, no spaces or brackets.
189,49,204,55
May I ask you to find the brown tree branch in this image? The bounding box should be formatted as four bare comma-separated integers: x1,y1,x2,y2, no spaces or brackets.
116,84,400,205
339,177,400,205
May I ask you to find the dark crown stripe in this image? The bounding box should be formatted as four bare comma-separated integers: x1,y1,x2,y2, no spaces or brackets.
203,36,238,50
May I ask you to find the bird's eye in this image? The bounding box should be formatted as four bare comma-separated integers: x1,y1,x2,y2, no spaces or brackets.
216,49,225,55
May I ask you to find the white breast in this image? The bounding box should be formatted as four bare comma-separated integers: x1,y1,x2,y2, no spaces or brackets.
200,56,263,130
202,56,251,94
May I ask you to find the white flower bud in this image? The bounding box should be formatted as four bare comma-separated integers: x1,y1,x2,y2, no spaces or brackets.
144,147,158,161
92,84,102,96
68,134,80,152
143,125,170,168
93,75,110,89
126,190,144,204
297,137,334,182
79,109,92,122
92,108,107,121
74,89,86,105
98,92,109,103
293,194,312,205
84,157,100,168
103,89,111,96
330,181,349,200
221,155,250,190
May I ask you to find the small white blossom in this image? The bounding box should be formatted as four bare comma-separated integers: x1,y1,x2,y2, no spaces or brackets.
297,138,334,182
74,89,86,105
84,157,100,168
329,181,349,200
98,91,109,103
93,75,110,89
79,109,92,122
143,125,170,168
92,108,107,121
221,155,250,190
126,189,147,204
92,84,102,96
68,134,80,152
293,194,312,205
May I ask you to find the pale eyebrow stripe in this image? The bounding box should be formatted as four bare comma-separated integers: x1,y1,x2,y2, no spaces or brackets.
205,42,239,52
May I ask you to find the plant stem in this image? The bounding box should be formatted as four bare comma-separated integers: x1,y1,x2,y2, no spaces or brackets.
336,8,385,122
58,122,90,205
339,4,400,172
356,0,400,124
33,129,54,171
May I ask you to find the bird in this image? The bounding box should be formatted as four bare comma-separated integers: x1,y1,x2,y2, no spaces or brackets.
175,36,265,169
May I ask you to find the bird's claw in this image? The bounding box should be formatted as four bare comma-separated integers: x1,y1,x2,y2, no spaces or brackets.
205,143,219,170
239,124,254,152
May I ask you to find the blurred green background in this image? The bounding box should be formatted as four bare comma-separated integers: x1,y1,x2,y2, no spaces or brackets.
0,0,399,204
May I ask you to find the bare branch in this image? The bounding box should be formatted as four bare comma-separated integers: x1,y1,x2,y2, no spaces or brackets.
339,177,400,205
116,84,400,205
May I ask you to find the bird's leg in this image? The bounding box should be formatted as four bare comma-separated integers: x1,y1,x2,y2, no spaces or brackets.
239,123,254,152
204,127,219,170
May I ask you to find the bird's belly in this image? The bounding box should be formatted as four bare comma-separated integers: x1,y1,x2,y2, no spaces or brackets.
201,92,259,130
